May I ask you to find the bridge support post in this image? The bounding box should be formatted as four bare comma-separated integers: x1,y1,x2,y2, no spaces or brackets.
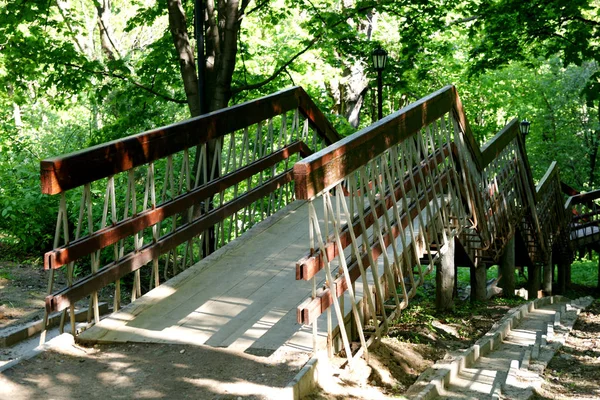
499,237,515,296
470,265,487,302
542,251,553,295
436,239,455,311
528,264,540,299
556,260,567,294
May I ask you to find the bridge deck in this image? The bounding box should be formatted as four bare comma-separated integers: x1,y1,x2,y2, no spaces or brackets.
79,196,434,358
79,199,334,356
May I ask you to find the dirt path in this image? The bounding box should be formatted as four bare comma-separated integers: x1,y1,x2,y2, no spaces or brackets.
0,261,49,329
0,335,307,400
533,299,600,400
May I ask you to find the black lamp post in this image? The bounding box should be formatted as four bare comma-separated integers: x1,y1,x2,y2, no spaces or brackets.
520,119,531,144
372,47,388,120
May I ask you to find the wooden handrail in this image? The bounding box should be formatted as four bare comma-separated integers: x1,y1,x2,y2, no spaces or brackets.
41,87,339,195
45,168,297,314
535,161,558,198
568,188,600,205
294,85,455,200
294,84,554,263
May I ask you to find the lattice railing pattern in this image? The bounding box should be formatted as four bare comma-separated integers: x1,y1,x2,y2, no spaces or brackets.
566,188,600,249
293,85,569,364
534,162,568,262
453,125,534,263
39,87,338,341
294,90,470,366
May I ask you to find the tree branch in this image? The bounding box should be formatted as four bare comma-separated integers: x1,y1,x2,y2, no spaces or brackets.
63,62,187,103
245,0,268,16
231,2,377,95
231,36,318,94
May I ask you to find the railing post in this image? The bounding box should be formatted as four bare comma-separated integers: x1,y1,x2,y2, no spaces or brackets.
556,260,567,294
470,265,487,302
499,237,516,296
542,250,553,295
528,264,541,299
436,239,455,311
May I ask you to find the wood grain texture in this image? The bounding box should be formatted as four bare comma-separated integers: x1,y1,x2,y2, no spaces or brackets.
294,85,455,200
296,144,451,281
41,87,339,195
297,170,451,324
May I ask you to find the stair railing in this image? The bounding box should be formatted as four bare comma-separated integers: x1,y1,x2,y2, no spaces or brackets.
292,85,561,365
293,86,472,366
39,87,339,342
565,188,600,248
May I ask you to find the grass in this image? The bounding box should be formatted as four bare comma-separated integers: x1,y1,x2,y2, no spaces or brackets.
569,257,599,287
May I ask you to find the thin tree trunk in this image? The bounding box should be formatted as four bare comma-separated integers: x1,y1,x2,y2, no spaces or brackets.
94,0,119,60
167,0,201,117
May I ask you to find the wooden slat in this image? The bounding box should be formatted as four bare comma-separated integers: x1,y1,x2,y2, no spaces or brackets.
294,85,455,200
296,143,451,280
297,170,451,324
535,161,558,198
449,86,484,170
41,87,339,195
44,141,312,270
480,119,519,167
45,170,295,314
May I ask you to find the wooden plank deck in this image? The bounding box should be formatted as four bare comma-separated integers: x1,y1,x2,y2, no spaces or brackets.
78,200,332,356
78,196,440,357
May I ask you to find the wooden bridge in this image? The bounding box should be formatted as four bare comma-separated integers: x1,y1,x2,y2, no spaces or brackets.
38,85,598,375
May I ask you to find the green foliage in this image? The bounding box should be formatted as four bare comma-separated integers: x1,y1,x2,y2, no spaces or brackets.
1,0,600,255
570,256,599,287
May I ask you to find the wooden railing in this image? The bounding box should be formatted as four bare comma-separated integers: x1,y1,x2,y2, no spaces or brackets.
292,85,567,365
39,86,339,340
565,188,600,248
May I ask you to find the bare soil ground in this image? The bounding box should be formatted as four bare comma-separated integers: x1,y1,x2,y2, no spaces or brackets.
0,339,306,399
2,254,599,400
533,296,600,400
0,260,50,329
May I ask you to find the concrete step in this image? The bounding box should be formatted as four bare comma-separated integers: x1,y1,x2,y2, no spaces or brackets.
405,295,595,400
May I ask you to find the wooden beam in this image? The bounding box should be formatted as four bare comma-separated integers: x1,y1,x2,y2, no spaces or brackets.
297,170,451,324
480,119,519,167
294,85,455,200
296,144,451,281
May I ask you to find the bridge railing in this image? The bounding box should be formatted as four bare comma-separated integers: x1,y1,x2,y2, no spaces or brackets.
565,188,600,247
294,86,469,365
39,87,339,340
533,162,568,261
292,85,558,364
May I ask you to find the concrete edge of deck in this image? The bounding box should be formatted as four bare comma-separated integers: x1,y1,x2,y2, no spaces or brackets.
0,303,109,348
403,295,593,400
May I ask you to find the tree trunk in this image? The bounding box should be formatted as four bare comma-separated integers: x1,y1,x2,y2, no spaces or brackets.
167,0,201,117
330,3,376,128
94,0,118,60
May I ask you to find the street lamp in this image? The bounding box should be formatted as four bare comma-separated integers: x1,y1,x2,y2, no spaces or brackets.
520,119,531,138
372,47,388,120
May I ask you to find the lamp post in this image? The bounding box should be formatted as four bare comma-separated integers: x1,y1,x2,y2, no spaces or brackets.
372,47,388,120
520,119,530,148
